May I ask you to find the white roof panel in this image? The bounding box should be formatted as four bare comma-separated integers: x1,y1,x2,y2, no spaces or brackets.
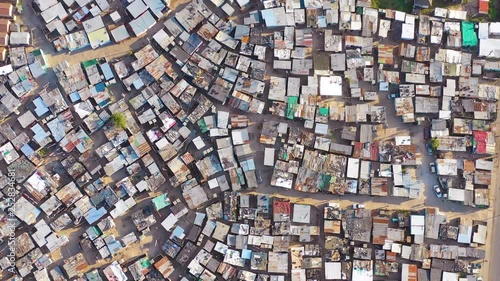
479,38,500,58
152,29,174,50
35,0,58,11
41,3,68,23
143,0,166,18
264,148,275,166
83,16,105,33
401,23,415,40
127,0,148,18
325,262,341,280
347,157,360,179
111,25,130,42
478,22,489,39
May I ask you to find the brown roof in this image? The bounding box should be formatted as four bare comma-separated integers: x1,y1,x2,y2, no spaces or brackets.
463,160,475,172
0,19,9,33
0,32,8,46
0,3,12,17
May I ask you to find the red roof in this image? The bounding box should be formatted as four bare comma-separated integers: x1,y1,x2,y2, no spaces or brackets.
273,199,290,215
0,32,7,46
479,0,489,14
0,3,12,17
370,142,379,161
0,19,10,33
353,142,363,158
474,131,487,154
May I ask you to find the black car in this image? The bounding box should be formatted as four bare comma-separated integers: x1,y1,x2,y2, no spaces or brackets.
424,127,430,140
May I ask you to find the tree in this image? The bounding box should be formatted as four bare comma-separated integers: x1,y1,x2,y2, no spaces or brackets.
430,138,439,150
111,112,127,129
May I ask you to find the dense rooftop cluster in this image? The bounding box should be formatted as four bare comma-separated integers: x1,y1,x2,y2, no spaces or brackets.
0,0,498,280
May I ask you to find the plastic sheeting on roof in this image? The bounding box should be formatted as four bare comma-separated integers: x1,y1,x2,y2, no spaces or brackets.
85,207,107,224
152,194,171,211
462,22,478,47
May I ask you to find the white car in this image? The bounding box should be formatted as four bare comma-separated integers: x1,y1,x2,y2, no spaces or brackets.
433,185,443,198
353,204,365,209
430,162,436,173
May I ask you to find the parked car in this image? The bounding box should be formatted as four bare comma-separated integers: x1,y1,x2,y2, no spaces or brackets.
387,93,400,99
429,162,436,173
433,185,443,198
423,127,430,140
255,170,263,184
353,203,365,209
425,143,433,156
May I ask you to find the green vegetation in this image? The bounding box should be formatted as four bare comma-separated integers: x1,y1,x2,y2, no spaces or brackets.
430,138,440,150
39,147,49,157
469,15,488,22
489,0,500,21
17,1,23,13
421,0,470,15
372,0,413,13
329,129,337,141
111,112,127,129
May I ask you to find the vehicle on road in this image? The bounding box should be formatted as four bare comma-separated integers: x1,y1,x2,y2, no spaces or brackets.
430,162,436,173
424,127,430,140
426,143,433,156
255,170,263,184
387,93,400,99
433,185,443,198
353,204,365,209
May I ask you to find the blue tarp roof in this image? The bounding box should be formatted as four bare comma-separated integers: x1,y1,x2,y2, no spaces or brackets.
318,16,327,28
234,25,250,40
240,159,255,172
100,62,114,81
20,144,34,157
85,207,107,225
183,33,203,55
143,0,167,18
171,226,184,239
33,97,49,117
46,119,66,142
106,238,123,255
70,92,81,102
95,82,105,92
242,249,252,259
32,124,48,143
261,9,277,26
